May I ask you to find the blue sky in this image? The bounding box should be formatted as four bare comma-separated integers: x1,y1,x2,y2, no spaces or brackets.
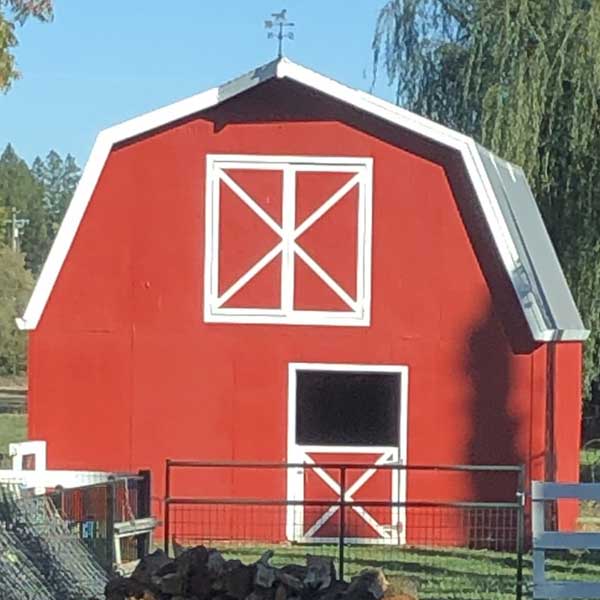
0,1,395,167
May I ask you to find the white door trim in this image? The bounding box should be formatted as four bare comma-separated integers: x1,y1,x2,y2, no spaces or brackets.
286,362,409,544
203,155,373,326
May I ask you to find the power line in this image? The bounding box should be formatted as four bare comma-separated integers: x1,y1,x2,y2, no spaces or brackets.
3,207,29,252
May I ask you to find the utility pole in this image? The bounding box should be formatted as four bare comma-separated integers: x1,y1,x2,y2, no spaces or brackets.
265,9,295,58
3,206,29,252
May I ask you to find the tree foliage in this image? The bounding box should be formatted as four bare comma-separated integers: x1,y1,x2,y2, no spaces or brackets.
31,150,80,235
0,143,80,375
0,143,48,273
0,0,53,92
0,246,33,375
373,0,600,398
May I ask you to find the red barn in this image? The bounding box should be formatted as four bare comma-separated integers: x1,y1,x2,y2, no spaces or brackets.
18,59,587,543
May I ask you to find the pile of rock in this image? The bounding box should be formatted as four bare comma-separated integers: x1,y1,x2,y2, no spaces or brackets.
104,547,418,600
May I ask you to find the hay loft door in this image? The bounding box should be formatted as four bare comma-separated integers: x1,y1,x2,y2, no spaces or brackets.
204,154,373,326
287,363,408,545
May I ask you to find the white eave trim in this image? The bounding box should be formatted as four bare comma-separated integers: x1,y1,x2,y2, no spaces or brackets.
538,328,591,342
17,57,588,341
17,61,279,331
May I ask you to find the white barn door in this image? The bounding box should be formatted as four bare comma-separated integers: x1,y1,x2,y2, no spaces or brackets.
287,363,408,545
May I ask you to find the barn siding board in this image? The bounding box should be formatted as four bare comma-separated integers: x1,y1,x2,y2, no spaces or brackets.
553,342,584,529
27,78,580,535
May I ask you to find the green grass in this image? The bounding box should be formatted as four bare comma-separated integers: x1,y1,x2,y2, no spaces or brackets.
0,413,27,464
190,542,600,600
581,447,600,482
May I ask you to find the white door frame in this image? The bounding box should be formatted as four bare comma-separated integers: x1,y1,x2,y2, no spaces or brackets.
286,362,409,544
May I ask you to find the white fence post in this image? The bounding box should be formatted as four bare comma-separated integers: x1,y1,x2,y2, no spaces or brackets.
532,481,600,599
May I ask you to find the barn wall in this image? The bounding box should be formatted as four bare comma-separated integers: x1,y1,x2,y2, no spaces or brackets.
28,80,561,539
553,342,583,530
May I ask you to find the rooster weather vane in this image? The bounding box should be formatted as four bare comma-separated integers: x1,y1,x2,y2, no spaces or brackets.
265,9,295,58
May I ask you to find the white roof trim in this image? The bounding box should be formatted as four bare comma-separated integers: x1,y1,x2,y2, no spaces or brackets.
17,57,588,341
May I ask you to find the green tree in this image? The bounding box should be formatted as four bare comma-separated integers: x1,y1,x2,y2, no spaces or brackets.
0,143,49,274
0,0,53,92
32,150,81,235
373,0,600,398
0,246,33,375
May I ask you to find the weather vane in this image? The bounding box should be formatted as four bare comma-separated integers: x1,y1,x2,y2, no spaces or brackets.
264,9,294,58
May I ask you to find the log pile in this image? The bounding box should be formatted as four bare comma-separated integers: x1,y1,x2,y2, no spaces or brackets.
103,547,418,600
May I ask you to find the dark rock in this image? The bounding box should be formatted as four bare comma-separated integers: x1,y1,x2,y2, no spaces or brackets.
246,588,276,600
275,562,305,593
207,549,227,577
274,583,288,600
105,546,398,600
104,575,147,600
279,565,307,581
172,540,187,558
224,564,255,600
159,572,185,596
316,579,349,600
155,560,178,578
345,569,388,600
131,549,173,586
303,556,336,591
212,558,246,592
189,571,213,600
255,562,276,588
175,545,210,578
276,571,303,593
104,576,128,600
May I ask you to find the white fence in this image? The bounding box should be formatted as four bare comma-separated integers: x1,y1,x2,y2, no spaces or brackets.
532,480,600,599
0,440,112,494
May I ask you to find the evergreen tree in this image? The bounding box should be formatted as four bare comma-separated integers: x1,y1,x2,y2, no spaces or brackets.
32,149,81,235
0,143,49,273
373,0,600,399
0,245,32,375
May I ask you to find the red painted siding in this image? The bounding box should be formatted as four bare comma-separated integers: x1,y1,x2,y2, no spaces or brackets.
553,342,583,529
27,80,581,538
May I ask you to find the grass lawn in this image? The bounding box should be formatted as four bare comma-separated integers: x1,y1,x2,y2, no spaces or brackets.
0,413,27,464
187,542,600,600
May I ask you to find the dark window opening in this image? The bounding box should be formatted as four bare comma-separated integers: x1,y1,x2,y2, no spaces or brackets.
295,370,400,446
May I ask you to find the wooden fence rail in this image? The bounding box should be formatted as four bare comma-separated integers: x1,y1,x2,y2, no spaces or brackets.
0,388,26,413
532,481,600,599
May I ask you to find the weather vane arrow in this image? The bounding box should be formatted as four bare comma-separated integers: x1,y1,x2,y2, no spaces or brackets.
265,9,294,58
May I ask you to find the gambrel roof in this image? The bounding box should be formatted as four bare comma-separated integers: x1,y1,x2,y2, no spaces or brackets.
17,58,588,341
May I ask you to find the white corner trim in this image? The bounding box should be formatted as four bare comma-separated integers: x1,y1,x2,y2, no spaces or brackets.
16,56,583,341
17,131,113,330
17,68,274,331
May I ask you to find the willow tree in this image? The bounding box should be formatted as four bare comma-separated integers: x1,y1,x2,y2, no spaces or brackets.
0,0,53,92
373,0,600,400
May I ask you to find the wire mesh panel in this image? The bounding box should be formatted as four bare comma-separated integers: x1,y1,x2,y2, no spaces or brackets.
47,473,150,567
49,481,112,566
0,484,108,600
0,524,54,600
169,502,341,571
164,461,525,600
344,504,521,600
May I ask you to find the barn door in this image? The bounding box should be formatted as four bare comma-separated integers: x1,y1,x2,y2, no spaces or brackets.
286,363,408,545
203,154,372,327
